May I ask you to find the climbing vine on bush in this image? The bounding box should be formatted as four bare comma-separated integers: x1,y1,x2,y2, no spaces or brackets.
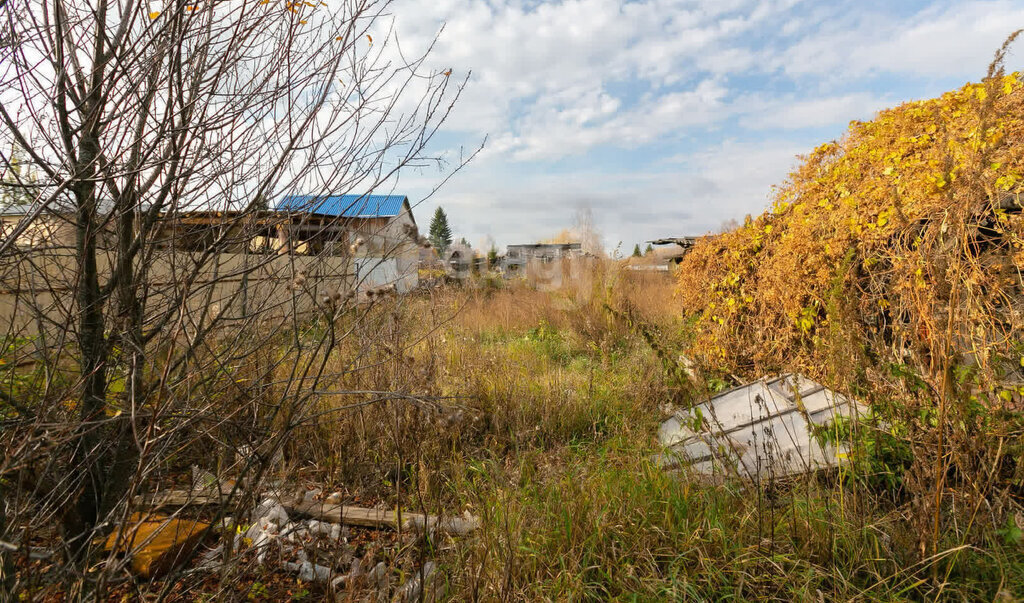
678,59,1024,394
676,36,1024,554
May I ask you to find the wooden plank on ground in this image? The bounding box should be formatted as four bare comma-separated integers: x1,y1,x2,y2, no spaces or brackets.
288,500,479,535
134,485,238,508
288,499,412,530
134,490,479,535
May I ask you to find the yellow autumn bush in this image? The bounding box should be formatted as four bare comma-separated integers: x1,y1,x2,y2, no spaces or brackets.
678,56,1024,407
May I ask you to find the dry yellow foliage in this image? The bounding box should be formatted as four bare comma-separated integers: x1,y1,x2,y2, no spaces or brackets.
677,67,1024,400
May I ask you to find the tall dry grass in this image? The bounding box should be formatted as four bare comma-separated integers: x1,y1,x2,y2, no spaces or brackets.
11,254,1020,600
244,258,1024,601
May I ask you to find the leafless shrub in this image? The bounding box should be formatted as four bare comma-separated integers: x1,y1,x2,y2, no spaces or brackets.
0,0,471,597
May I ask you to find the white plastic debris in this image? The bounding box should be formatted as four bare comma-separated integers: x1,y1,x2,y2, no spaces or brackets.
367,561,389,591
242,521,280,565
307,520,334,536
303,519,345,542
396,562,442,603
331,554,367,590
244,521,271,543
261,504,289,528
196,545,224,571
253,497,274,518
282,522,310,543
406,510,480,536
284,560,334,584
300,488,323,504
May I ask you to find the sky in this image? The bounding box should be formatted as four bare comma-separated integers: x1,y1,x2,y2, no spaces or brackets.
381,0,1024,253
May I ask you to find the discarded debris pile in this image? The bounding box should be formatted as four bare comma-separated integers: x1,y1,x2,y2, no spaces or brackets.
659,374,866,480
120,478,477,600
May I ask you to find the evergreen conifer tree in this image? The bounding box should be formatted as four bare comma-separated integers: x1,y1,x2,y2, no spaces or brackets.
428,206,453,254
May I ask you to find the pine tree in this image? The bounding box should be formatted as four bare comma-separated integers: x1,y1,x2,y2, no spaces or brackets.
632,244,642,257
428,206,453,254
644,243,653,255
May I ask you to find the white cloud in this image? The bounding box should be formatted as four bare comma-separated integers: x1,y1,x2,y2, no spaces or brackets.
384,0,803,158
378,0,1024,250
387,0,1024,164
490,78,729,161
737,93,891,130
775,1,1024,80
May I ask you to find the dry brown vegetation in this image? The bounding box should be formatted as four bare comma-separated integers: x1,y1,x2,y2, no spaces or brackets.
6,254,1024,601
3,5,1024,598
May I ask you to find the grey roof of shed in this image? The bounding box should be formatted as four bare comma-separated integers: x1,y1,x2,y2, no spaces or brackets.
506,243,582,250
657,374,866,480
648,236,699,248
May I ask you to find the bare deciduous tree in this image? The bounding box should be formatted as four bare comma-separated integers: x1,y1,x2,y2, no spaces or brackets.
0,0,468,597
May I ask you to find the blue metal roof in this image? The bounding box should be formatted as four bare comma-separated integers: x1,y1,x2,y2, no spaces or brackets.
277,194,408,218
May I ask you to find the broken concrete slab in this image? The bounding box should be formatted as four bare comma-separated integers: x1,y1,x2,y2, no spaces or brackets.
104,512,210,578
657,374,867,480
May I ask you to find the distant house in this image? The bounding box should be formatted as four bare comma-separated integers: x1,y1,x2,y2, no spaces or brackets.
501,242,582,274
498,242,588,290
275,194,423,293
0,200,129,251
1,194,426,295
0,203,75,249
624,237,699,272
444,241,474,276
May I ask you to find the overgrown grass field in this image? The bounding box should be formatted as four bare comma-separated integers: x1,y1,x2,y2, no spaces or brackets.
275,264,1024,601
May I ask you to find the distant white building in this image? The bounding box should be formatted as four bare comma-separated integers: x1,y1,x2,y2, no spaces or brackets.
497,242,588,290
275,194,425,294
501,243,582,274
